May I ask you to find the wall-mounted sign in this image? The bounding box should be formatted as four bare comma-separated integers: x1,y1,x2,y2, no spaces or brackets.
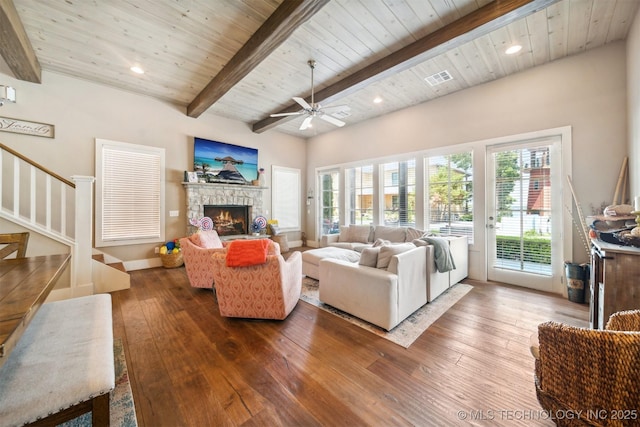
0,116,54,138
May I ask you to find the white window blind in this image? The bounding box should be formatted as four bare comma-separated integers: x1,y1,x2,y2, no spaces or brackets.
272,166,300,230
96,138,165,247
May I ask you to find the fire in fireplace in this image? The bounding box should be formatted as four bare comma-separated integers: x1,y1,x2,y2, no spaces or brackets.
203,205,250,236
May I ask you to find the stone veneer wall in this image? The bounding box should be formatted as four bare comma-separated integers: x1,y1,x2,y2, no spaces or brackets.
183,183,266,233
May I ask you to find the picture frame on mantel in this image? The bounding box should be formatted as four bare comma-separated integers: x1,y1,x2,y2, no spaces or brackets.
184,171,198,183
193,137,258,185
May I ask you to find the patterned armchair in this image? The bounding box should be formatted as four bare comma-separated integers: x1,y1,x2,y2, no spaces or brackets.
533,310,640,426
211,239,302,320
179,230,225,288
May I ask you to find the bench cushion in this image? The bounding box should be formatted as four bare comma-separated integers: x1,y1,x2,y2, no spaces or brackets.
0,294,114,426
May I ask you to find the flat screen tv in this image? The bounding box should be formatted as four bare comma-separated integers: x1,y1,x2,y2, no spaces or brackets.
193,137,258,184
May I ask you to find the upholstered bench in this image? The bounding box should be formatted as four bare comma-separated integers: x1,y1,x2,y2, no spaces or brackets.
0,294,115,427
302,247,361,279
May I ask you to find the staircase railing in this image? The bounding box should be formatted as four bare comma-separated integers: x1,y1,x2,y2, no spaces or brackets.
0,142,95,296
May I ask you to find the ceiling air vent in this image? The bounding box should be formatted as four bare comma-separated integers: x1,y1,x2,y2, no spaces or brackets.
425,70,453,86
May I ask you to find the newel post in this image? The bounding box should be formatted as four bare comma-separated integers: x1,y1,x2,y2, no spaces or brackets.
71,176,95,294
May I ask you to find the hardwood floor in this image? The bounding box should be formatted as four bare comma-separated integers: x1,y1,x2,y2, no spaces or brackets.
111,262,588,427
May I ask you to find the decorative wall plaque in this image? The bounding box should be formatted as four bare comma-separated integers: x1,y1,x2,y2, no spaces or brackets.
0,116,55,138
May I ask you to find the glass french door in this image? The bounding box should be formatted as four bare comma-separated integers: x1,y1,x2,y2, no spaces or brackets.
318,170,340,236
486,137,563,292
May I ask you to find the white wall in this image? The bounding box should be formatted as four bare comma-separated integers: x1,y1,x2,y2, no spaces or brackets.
307,42,628,283
0,70,306,264
628,7,640,200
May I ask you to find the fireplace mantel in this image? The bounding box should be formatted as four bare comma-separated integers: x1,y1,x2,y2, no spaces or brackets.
183,182,267,232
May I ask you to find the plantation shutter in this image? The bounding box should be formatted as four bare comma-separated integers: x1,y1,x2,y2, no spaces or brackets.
96,139,165,247
272,166,300,230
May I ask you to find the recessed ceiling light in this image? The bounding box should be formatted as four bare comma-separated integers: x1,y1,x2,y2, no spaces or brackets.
130,66,145,74
505,45,522,55
373,96,383,104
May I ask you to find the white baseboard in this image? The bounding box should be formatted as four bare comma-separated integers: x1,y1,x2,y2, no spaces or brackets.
125,257,163,271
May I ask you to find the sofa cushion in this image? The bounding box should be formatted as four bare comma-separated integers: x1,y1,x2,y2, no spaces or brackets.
359,247,382,267
349,225,372,243
373,225,406,243
189,230,223,249
376,243,416,269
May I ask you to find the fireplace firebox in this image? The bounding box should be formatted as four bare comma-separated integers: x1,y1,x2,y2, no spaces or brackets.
204,205,250,236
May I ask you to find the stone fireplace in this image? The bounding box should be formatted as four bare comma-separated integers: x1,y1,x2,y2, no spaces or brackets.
183,182,266,236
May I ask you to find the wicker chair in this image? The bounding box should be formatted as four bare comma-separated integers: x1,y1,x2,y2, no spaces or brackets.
533,310,640,426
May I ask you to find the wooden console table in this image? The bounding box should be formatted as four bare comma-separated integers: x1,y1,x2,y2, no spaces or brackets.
0,254,71,367
590,241,640,329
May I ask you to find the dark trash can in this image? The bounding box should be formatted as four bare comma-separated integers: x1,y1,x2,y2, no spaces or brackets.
564,262,588,304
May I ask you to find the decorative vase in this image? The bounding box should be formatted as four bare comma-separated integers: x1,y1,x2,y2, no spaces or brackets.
258,168,266,187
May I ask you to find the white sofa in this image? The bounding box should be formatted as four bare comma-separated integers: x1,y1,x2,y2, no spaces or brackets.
319,245,427,331
321,225,468,302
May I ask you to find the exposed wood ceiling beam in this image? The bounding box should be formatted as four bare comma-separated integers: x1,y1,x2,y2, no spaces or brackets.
253,0,559,134
187,0,330,118
0,0,41,83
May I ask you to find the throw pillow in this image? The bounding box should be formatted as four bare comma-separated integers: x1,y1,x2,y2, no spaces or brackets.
269,223,280,236
376,243,416,269
406,227,424,241
349,225,372,243
372,238,390,247
359,247,381,267
190,230,223,249
338,226,350,242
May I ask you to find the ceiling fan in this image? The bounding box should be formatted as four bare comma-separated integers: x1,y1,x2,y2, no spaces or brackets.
270,60,349,130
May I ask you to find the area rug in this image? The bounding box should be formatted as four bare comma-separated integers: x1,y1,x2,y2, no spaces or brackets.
300,277,473,348
59,338,138,427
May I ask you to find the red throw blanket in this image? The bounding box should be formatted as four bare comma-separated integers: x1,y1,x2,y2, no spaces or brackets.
225,239,270,267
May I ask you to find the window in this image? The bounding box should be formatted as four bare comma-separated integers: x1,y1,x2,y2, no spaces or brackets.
345,165,373,225
272,166,300,230
425,152,473,242
319,170,340,234
381,160,416,226
95,138,165,247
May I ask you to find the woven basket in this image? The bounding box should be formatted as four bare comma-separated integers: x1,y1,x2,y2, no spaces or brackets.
160,252,183,268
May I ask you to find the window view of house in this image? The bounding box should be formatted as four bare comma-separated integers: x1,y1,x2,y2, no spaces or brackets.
426,152,473,242
493,146,552,275
346,165,374,225
382,160,416,226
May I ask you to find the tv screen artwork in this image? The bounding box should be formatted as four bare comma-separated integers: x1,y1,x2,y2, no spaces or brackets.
193,137,258,184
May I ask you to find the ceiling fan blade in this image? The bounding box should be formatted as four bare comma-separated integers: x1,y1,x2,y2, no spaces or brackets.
321,105,350,113
293,97,312,110
319,114,345,127
270,111,303,117
299,116,313,130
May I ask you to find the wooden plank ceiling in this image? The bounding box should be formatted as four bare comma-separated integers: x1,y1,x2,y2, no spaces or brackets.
2,0,639,138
